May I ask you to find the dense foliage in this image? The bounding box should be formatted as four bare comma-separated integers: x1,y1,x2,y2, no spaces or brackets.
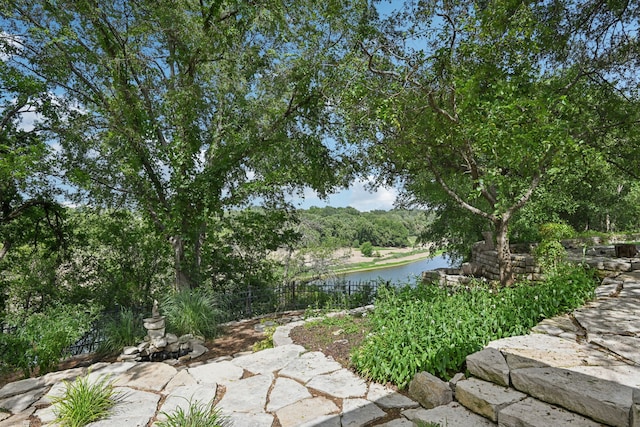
0,0,639,381
340,0,640,285
352,264,598,388
298,207,426,248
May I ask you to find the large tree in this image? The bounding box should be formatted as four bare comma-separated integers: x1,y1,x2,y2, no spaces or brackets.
3,0,366,290
346,0,639,285
0,58,63,264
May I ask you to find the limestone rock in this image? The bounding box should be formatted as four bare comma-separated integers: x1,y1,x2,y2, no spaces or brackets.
366,382,420,409
306,368,367,399
275,396,339,427
341,398,386,427
408,371,453,409
499,397,605,427
466,347,510,386
123,346,139,355
165,333,178,344
511,366,632,427
449,372,466,393
0,377,44,400
455,377,526,422
403,402,495,426
266,377,311,412
189,343,208,359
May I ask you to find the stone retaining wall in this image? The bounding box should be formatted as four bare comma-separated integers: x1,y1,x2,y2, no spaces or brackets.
423,234,640,285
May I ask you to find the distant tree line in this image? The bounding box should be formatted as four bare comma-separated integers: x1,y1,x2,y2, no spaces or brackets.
298,207,428,249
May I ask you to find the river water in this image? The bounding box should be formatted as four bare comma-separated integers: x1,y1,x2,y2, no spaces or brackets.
335,254,454,285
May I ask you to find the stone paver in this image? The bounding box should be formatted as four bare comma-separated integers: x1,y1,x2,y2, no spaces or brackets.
187,359,243,385
266,377,311,412
366,382,420,409
275,396,339,427
0,386,46,413
231,344,305,374
218,373,273,414
115,361,177,391
162,368,197,393
4,262,640,427
306,368,367,398
404,402,496,426
0,377,45,399
90,387,160,427
341,398,387,426
156,384,218,422
279,350,342,383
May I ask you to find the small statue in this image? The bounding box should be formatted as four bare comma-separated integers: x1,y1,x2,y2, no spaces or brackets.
152,299,160,318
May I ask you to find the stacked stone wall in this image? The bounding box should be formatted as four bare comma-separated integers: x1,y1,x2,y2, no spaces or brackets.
469,241,542,282
423,235,640,286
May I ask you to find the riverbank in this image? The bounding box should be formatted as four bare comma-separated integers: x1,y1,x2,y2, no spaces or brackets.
330,246,438,275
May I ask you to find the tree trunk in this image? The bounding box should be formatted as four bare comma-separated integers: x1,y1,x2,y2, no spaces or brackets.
0,240,10,262
495,219,515,287
171,235,191,291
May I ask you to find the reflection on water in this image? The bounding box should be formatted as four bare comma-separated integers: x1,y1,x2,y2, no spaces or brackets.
335,254,454,285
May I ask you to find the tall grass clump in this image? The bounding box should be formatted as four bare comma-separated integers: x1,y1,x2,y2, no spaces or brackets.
351,264,597,388
96,308,144,356
156,399,231,427
162,288,220,338
53,375,119,427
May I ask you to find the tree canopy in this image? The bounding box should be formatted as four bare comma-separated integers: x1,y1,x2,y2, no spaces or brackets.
1,0,639,304
2,0,367,289
341,0,640,285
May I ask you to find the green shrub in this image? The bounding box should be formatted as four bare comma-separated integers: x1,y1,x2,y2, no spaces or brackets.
252,325,276,352
534,222,576,273
96,308,144,356
360,241,374,257
2,304,98,376
351,265,597,388
538,222,575,241
162,288,220,339
156,399,231,427
53,374,119,427
0,333,31,377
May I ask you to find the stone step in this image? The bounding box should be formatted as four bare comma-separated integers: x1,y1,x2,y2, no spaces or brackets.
511,366,633,427
466,334,640,426
498,397,607,427
455,367,612,426
455,378,526,422
403,402,496,426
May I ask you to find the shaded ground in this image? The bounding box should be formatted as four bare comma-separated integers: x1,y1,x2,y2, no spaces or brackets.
289,316,370,367
0,315,365,389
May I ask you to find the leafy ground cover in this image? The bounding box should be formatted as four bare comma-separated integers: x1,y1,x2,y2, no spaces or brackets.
351,264,598,388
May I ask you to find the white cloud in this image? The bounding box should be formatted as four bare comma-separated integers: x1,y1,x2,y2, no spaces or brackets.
18,109,38,132
346,178,397,211
289,177,398,212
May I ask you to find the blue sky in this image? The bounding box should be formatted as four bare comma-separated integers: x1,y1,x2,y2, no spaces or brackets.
288,1,406,212
288,178,399,211
10,2,408,213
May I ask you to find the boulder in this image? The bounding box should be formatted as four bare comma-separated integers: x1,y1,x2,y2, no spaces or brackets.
466,347,510,387
408,371,453,409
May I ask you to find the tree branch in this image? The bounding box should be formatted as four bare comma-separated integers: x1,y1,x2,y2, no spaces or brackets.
426,155,494,221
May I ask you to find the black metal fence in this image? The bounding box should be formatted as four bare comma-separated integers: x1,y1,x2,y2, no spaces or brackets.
215,280,385,322
2,280,385,357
